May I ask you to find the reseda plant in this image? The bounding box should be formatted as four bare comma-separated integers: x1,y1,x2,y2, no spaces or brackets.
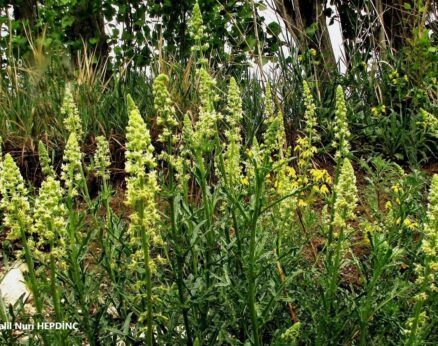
404,175,438,345
0,3,436,345
124,95,163,344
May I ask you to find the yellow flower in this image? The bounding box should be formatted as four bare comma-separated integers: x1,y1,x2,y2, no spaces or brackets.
298,199,308,207
320,184,329,194
385,201,392,210
332,85,351,160
403,218,418,231
310,168,330,182
240,177,249,186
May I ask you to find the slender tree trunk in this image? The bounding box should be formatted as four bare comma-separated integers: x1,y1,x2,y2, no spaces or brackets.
12,0,37,26
273,0,336,74
382,0,415,51
375,0,387,51
11,0,38,59
316,0,336,73
68,0,109,70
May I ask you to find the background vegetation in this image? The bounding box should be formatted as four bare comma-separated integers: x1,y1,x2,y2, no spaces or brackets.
0,0,437,165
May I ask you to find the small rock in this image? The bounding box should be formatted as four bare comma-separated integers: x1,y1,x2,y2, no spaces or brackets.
0,262,31,307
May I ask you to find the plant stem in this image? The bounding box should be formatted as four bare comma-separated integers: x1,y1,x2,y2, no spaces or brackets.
167,138,193,345
19,224,42,314
139,200,153,346
248,165,263,346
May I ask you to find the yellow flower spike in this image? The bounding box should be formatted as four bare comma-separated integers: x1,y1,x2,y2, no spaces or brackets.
262,84,286,158
332,158,358,231
153,74,178,144
61,132,83,198
287,167,296,177
94,136,111,180
0,154,32,241
38,141,55,177
32,176,67,268
295,81,319,172
192,68,221,152
418,109,438,138
332,85,351,160
125,94,161,259
125,96,165,341
413,175,438,295
223,77,243,187
61,84,83,139
188,1,209,59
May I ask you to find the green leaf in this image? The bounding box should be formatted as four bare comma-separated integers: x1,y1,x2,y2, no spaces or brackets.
61,15,75,28
43,37,53,47
305,23,318,36
89,37,99,45
267,22,281,36
403,2,412,10
246,36,257,49
257,2,267,11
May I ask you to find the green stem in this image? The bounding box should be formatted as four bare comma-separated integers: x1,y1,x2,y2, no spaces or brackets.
19,224,42,314
248,165,264,346
141,226,153,346
407,265,431,346
138,200,154,346
67,200,94,346
49,242,65,346
101,175,116,283
49,243,62,322
197,152,212,287
167,138,193,346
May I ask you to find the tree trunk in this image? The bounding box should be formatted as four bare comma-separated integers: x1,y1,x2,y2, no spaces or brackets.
12,0,37,25
67,0,109,70
273,0,336,79
381,0,415,51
